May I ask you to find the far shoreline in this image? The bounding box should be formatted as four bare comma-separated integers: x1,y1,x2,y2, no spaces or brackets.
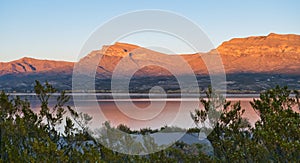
7,92,261,98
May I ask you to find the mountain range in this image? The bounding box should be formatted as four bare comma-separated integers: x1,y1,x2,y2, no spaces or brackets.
1,33,300,93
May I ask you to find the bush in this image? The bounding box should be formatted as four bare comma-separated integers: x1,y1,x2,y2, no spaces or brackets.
1,82,300,162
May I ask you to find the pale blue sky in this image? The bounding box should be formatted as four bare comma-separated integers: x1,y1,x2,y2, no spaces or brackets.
0,0,299,62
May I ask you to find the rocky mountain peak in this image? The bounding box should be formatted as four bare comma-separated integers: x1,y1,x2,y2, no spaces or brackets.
100,42,140,57
1,33,300,78
216,33,300,57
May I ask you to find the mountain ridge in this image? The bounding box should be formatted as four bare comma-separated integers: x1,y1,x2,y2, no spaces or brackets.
1,33,300,92
0,57,74,75
1,33,300,76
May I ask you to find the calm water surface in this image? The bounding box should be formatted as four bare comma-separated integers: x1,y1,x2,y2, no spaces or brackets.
11,94,260,130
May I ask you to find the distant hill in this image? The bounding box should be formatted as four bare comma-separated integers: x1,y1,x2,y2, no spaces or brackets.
1,33,300,92
0,57,73,75
216,33,300,74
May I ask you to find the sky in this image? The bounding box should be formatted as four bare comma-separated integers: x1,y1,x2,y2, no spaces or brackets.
0,0,299,62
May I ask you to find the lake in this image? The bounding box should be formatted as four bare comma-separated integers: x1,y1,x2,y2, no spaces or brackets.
10,93,261,130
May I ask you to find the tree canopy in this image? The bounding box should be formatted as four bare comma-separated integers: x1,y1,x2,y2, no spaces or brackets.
0,82,299,162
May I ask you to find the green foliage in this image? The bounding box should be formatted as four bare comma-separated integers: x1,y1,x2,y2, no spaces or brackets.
251,86,300,162
191,86,225,134
1,82,300,162
191,85,300,162
0,81,99,162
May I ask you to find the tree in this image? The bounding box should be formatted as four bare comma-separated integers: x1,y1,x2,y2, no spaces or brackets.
190,86,225,138
0,81,100,162
2,82,300,162
251,86,300,162
190,86,298,162
191,87,256,161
